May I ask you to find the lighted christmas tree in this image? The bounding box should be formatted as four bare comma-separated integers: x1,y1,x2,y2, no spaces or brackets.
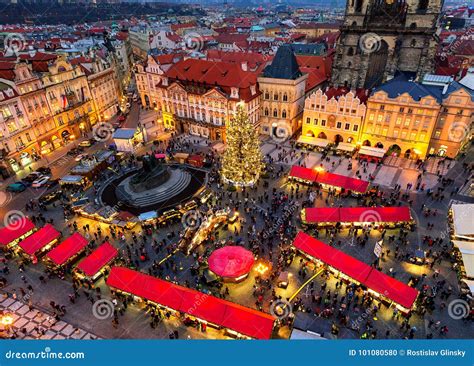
221,105,264,186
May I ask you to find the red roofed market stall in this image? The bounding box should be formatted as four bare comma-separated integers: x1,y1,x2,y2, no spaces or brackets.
106,266,275,339
301,206,412,227
75,242,118,281
45,232,89,268
288,165,369,194
292,232,419,312
0,217,35,250
17,224,61,260
208,246,255,282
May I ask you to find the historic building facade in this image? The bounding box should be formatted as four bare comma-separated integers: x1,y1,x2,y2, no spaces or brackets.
302,87,367,144
331,0,441,88
258,45,308,138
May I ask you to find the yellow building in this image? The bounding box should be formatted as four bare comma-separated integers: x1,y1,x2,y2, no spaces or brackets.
302,88,367,145
428,85,474,158
360,81,440,160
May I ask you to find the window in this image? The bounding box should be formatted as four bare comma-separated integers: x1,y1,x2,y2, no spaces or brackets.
282,110,287,118
283,93,288,102
401,131,407,139
347,47,354,56
396,117,402,125
321,120,326,126
377,115,383,122
264,91,269,99
344,123,350,130
273,94,278,101
26,133,32,142
379,105,385,111
457,109,464,115
369,114,374,121
434,130,441,138
399,107,404,113
353,125,358,132
313,118,318,125
264,108,269,116
306,117,310,124
408,108,413,114
393,129,399,138
336,121,342,129
404,119,410,127
410,132,416,140
273,109,278,117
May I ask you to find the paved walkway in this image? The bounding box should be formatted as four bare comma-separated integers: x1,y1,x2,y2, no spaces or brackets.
0,293,99,340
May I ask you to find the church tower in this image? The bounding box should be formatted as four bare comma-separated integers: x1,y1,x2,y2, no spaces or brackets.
331,0,443,89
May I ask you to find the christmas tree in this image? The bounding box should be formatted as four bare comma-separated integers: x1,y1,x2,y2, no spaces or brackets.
221,105,264,186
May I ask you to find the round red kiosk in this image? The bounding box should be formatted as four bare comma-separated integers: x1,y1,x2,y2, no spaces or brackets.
208,246,255,283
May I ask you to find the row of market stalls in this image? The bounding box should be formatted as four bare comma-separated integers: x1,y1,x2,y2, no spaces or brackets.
288,165,370,194
292,232,419,313
106,266,275,339
449,204,474,295
301,206,413,227
0,218,118,281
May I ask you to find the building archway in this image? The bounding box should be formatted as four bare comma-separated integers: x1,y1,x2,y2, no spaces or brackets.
362,139,371,146
334,134,344,144
375,142,384,148
305,130,315,137
318,132,327,139
387,144,401,156
404,149,412,159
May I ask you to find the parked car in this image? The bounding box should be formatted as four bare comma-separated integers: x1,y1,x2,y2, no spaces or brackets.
45,179,59,189
67,147,83,156
39,189,63,205
36,166,51,175
79,140,92,148
6,182,27,192
32,176,50,188
21,172,44,186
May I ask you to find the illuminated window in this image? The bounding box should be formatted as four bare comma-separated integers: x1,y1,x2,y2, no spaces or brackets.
377,115,383,122
396,117,402,125
345,123,350,130
369,114,374,121
321,120,326,126
336,121,342,129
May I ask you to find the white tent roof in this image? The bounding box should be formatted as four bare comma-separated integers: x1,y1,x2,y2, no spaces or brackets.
297,135,329,148
460,252,474,279
453,240,474,254
335,142,356,152
359,146,386,158
462,279,474,294
290,329,327,340
451,204,474,238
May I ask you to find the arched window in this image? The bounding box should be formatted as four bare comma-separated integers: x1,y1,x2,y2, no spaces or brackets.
348,61,352,68
355,0,363,12
265,91,269,99
347,47,354,56
410,39,416,47
264,108,269,116
273,109,278,117
418,0,428,10
282,109,287,118
283,93,288,101
273,93,278,101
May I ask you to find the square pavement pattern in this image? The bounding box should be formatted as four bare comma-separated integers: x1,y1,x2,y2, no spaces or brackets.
0,295,99,340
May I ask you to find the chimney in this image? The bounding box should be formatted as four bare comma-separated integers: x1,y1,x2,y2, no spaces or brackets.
241,61,248,71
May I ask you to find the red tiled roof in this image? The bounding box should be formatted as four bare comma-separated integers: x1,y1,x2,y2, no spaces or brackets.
170,22,197,32
106,266,275,339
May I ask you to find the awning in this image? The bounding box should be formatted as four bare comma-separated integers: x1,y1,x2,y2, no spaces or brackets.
460,252,474,278
46,232,89,266
364,269,419,310
335,142,356,153
452,240,474,254
106,267,275,339
174,152,189,159
76,242,118,277
0,217,35,247
297,135,330,148
155,153,166,159
59,175,84,184
288,165,318,182
208,246,254,278
451,204,474,239
358,146,386,158
302,206,412,224
138,211,157,221
18,224,61,256
292,232,419,309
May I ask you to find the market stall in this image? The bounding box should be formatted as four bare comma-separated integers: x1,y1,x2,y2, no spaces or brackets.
0,217,35,251
59,175,90,189
288,165,369,194
173,152,189,164
292,231,419,312
296,136,330,150
44,232,89,268
17,224,61,261
188,154,204,168
334,142,356,155
301,206,412,227
358,146,386,163
74,242,118,281
450,204,474,241
106,266,275,339
208,246,255,283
